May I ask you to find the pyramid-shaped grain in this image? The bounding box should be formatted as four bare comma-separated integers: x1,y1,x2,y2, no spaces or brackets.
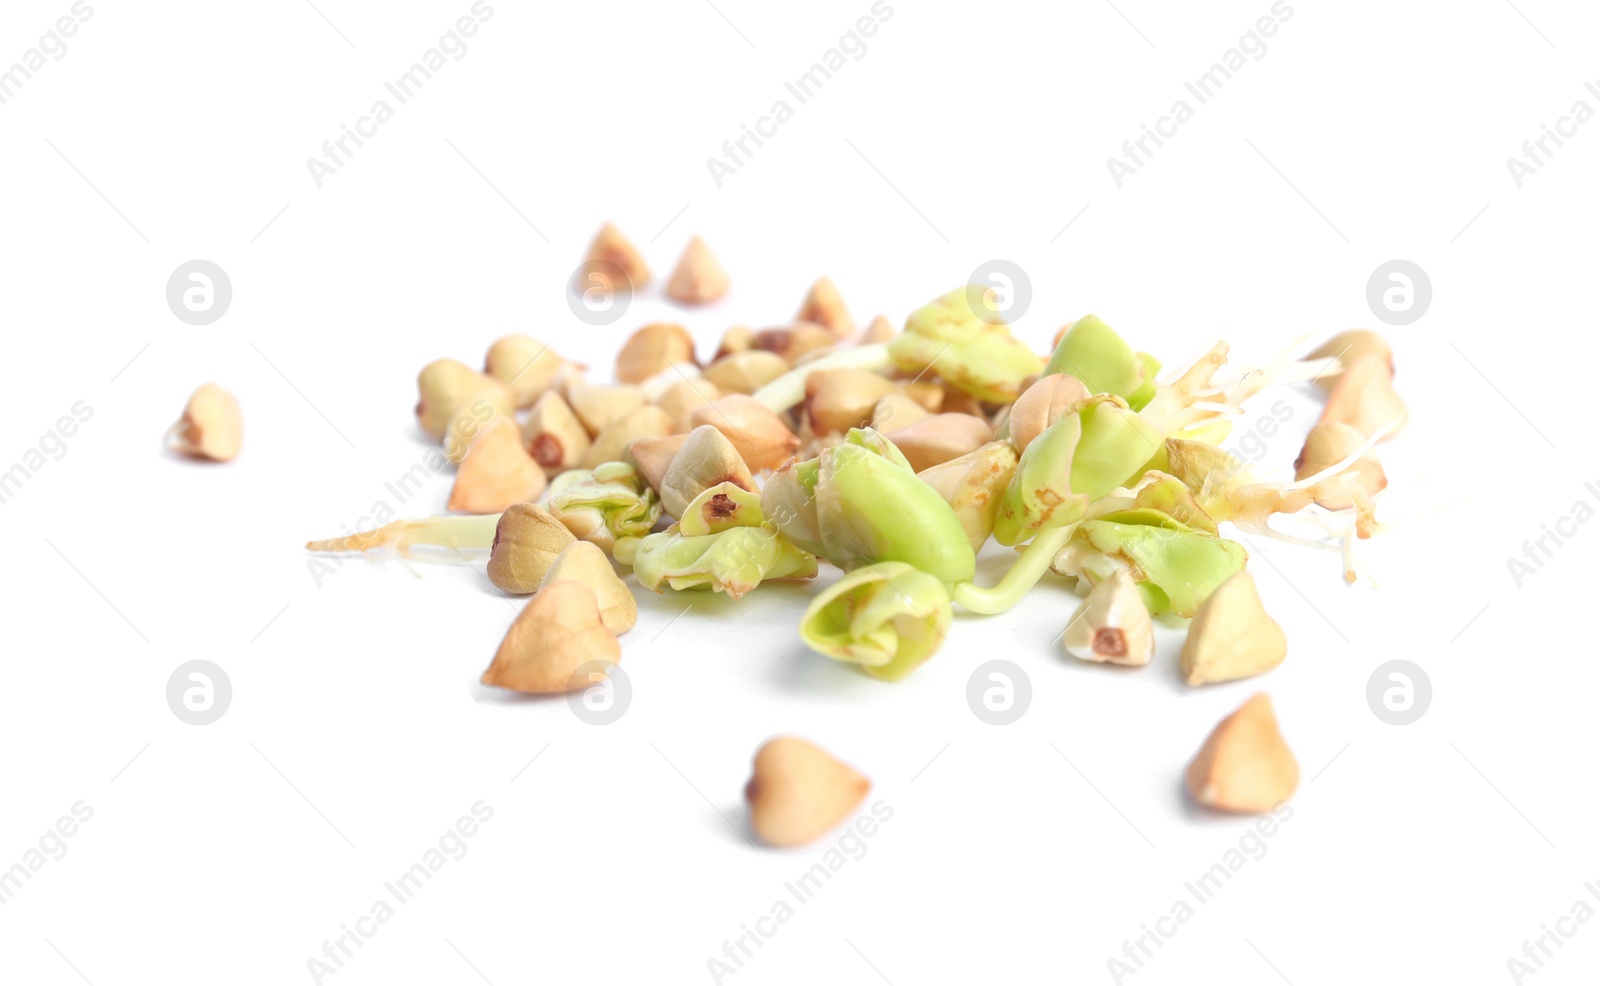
745,737,870,846
583,222,650,290
666,236,729,304
1184,693,1298,813
449,417,546,514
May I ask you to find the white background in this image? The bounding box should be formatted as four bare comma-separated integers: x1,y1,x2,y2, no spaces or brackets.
0,0,1594,983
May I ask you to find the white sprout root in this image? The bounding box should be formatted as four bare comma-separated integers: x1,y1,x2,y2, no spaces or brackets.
1148,335,1335,440
1217,417,1402,583
305,514,502,556
1195,334,1325,395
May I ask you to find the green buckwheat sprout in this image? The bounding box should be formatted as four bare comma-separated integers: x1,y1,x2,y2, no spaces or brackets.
307,276,1403,691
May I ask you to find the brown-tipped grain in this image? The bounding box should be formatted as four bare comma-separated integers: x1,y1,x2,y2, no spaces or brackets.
522,390,591,472
1061,571,1153,667
660,424,755,519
